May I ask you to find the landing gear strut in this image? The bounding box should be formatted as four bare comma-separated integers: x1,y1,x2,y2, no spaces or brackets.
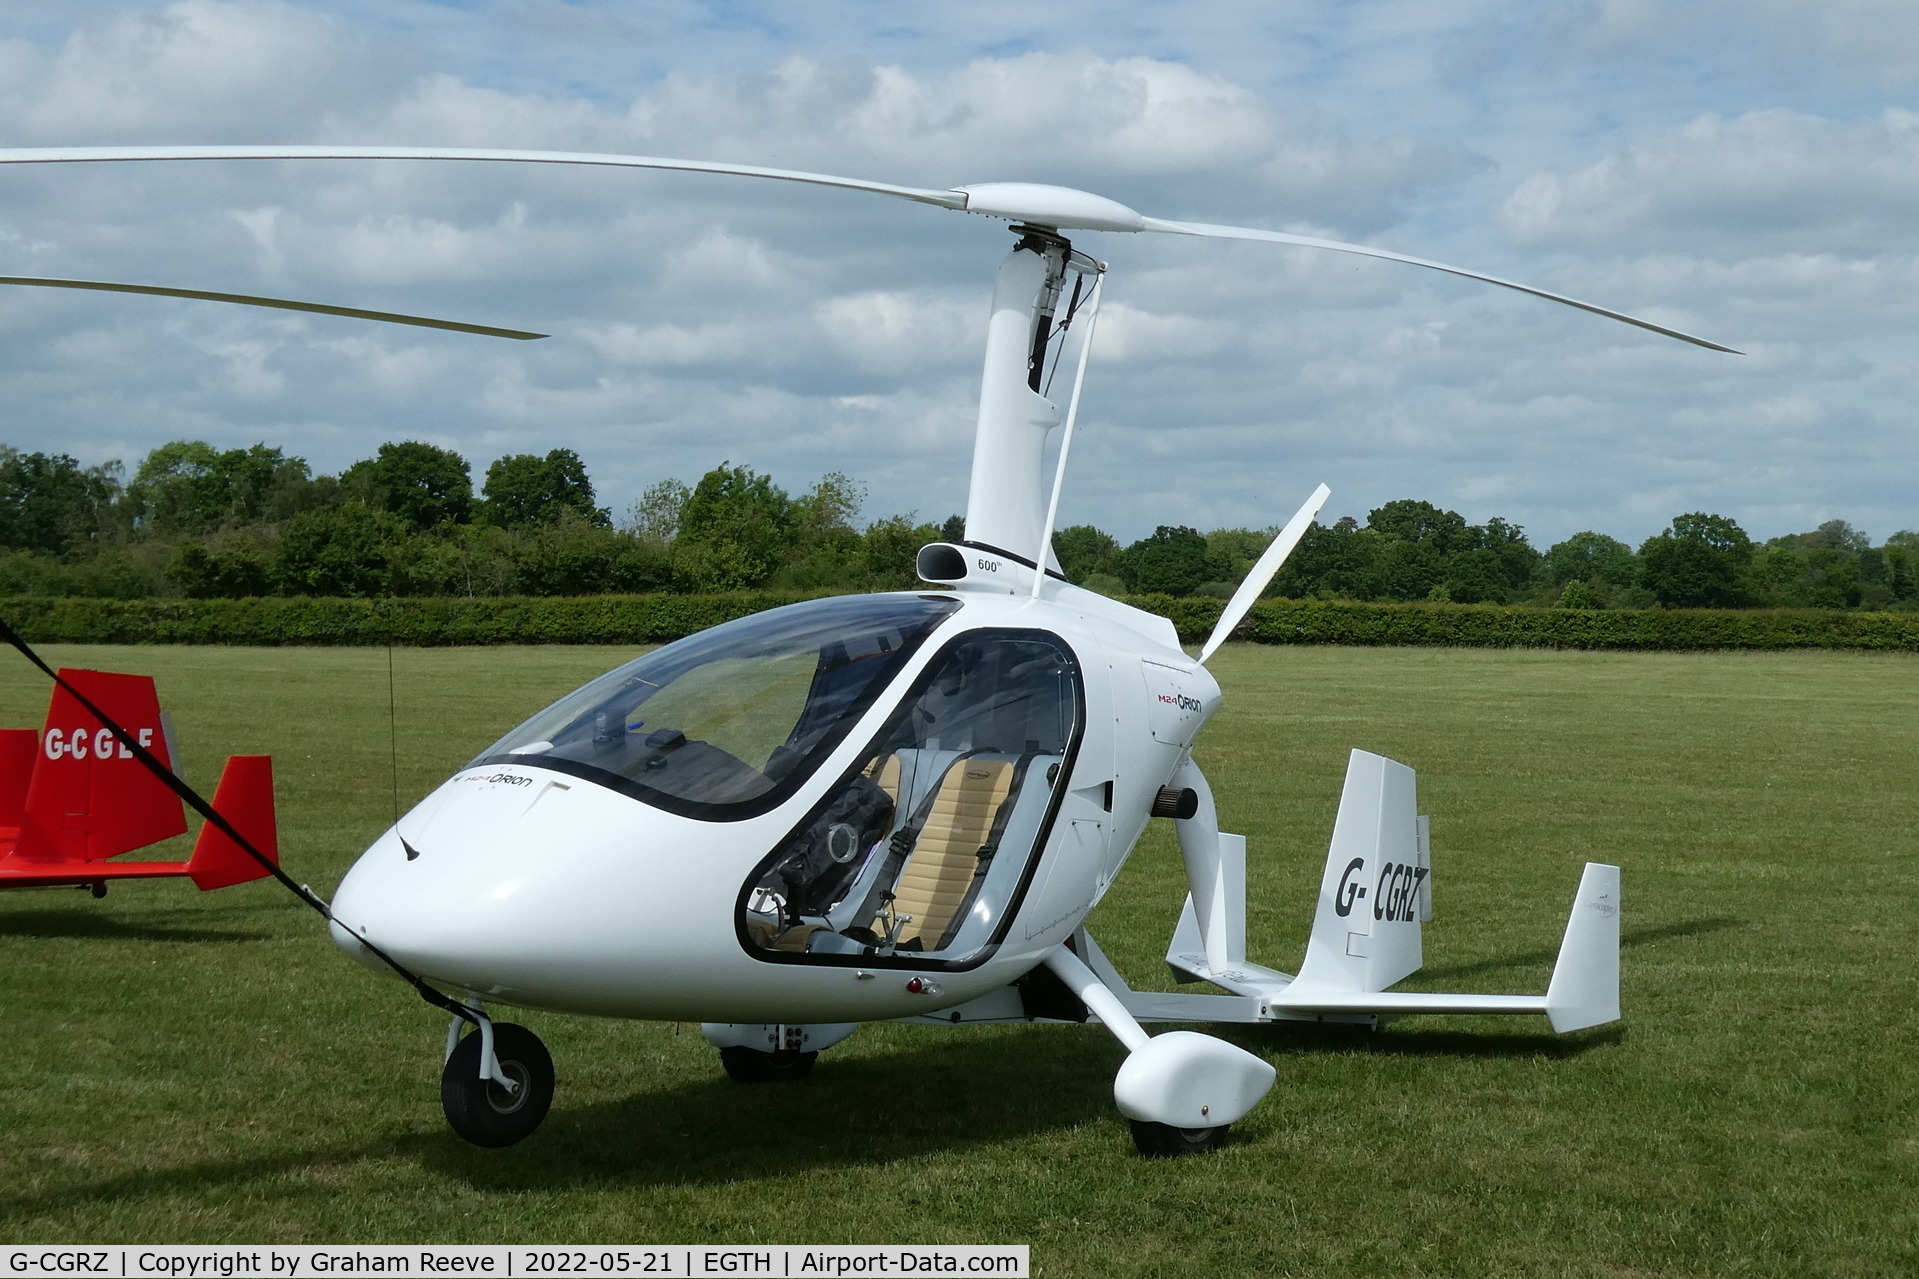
441,1021,554,1147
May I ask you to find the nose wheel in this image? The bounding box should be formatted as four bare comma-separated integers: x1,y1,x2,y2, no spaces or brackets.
441,1022,554,1147
1129,1120,1232,1158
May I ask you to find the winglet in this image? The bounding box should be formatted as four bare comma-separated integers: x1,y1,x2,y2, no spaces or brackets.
1544,862,1621,1032
186,755,278,890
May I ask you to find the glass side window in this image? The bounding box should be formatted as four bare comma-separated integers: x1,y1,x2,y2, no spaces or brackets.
741,630,1083,968
471,594,959,820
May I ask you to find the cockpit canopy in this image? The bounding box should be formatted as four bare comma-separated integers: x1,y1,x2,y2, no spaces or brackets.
741,627,1086,969
473,594,960,820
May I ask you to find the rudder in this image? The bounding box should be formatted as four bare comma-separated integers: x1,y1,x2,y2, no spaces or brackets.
17,669,186,862
187,755,279,890
1293,749,1428,993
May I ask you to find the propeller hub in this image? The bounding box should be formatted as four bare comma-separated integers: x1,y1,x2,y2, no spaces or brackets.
953,182,1146,233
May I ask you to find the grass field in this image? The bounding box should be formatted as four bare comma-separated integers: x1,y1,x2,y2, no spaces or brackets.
2,642,1915,1276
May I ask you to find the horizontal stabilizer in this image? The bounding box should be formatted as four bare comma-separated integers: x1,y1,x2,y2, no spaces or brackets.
187,755,278,890
1274,861,1620,1030
1271,989,1548,1016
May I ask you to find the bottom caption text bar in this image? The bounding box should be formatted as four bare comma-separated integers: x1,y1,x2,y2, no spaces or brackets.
3,1249,1028,1279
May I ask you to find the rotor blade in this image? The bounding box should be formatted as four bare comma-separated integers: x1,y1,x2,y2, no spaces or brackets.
0,148,1733,349
0,275,545,340
0,146,969,212
1139,216,1739,354
1199,483,1332,665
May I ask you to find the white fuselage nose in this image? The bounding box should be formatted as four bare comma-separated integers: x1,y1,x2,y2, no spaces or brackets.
328,763,1047,1023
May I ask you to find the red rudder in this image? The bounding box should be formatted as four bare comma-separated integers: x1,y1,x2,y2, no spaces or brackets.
187,755,279,890
18,669,187,862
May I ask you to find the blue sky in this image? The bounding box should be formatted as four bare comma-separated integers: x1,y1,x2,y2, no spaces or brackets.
1,1,1915,548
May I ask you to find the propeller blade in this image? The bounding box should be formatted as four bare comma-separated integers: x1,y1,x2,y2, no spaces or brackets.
1138,216,1739,354
1199,483,1332,664
0,275,545,340
0,146,969,212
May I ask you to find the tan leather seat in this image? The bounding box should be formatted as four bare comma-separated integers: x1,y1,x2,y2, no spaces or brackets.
863,753,903,808
891,756,1016,948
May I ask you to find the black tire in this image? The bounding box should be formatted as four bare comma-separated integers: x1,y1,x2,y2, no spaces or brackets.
718,1045,817,1083
1129,1120,1231,1158
441,1022,554,1148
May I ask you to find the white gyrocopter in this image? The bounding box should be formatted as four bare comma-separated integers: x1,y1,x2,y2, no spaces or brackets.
0,146,1732,1156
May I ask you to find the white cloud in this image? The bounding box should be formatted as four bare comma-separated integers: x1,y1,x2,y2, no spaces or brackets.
194,334,285,399
1092,301,1228,363
817,289,980,372
334,203,531,284
1502,109,1919,251
4,1,377,142
578,320,753,368
0,1,1915,550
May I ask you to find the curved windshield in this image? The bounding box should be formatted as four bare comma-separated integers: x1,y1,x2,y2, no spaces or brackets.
473,594,960,820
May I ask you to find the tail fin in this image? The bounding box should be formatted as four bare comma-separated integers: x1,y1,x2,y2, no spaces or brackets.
1294,750,1430,993
186,755,278,890
1545,862,1620,1031
16,669,187,862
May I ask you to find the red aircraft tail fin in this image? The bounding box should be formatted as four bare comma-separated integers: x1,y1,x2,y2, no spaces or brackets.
15,669,188,862
187,755,279,890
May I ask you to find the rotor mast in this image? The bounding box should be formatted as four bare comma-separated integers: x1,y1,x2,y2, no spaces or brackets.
963,226,1097,573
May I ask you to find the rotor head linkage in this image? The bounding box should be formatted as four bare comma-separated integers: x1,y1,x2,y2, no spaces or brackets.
1014,228,1071,392
1010,225,1104,393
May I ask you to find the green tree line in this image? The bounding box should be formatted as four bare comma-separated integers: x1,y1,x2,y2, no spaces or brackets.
1058,500,1919,610
3,441,1915,610
0,441,946,599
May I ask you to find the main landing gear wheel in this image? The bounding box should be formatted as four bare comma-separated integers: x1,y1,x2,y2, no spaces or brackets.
441,1022,554,1147
1129,1120,1231,1158
718,1045,817,1083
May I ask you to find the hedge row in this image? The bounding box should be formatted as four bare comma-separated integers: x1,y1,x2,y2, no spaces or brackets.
0,593,830,647
1233,598,1919,651
2,591,1916,652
